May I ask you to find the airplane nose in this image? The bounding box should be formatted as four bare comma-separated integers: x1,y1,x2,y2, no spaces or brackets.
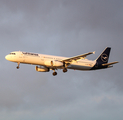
5,55,9,60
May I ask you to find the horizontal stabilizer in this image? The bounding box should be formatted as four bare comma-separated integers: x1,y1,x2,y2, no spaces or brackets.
102,61,119,66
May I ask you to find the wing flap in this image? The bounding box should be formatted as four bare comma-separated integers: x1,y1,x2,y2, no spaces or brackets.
102,61,119,66
61,51,95,63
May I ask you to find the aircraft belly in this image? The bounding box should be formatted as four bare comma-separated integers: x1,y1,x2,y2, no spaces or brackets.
67,65,92,70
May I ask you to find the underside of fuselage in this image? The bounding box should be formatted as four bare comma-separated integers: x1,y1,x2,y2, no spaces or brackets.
67,64,92,70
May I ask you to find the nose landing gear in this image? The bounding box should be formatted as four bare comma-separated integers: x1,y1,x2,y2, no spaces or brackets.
16,62,20,69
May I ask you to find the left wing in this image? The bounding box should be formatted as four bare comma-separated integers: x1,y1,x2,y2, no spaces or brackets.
60,51,95,63
102,61,119,66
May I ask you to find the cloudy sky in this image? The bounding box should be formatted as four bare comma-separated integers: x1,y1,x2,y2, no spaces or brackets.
0,0,123,120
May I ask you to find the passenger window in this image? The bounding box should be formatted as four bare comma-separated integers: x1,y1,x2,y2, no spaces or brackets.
9,53,16,55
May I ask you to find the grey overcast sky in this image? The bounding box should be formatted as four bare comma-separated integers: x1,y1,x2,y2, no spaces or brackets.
0,0,123,120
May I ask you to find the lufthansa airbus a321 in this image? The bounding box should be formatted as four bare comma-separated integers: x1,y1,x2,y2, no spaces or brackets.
5,47,118,76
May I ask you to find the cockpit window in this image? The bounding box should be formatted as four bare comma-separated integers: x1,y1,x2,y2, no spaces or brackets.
9,53,16,55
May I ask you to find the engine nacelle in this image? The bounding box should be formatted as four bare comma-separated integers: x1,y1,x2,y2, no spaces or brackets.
35,66,49,72
44,60,63,67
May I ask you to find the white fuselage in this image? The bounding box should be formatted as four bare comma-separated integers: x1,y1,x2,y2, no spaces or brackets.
5,51,96,71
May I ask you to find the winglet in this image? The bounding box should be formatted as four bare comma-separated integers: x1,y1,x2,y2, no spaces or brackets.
93,51,95,54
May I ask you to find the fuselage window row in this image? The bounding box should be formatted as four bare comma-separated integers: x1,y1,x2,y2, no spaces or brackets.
9,53,16,55
22,52,39,56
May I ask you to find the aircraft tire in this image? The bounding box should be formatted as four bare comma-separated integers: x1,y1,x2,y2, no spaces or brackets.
53,72,57,76
63,68,67,73
16,66,19,69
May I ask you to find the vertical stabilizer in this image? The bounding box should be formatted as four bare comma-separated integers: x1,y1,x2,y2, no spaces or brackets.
96,47,111,64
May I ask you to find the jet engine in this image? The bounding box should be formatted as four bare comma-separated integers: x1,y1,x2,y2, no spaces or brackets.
35,66,49,72
44,60,63,67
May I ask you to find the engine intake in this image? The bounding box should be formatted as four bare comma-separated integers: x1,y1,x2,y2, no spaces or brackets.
35,66,49,72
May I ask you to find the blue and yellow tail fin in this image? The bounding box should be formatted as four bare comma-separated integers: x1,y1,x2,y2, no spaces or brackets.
96,47,111,64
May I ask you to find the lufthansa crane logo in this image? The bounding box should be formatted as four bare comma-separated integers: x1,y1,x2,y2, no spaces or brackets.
101,54,108,62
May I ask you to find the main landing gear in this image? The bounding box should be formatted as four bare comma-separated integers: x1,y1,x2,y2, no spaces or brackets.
53,71,57,76
63,68,67,73
16,62,20,69
52,68,68,76
52,69,57,76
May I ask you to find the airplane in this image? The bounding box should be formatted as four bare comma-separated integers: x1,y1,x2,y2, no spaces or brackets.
5,47,118,76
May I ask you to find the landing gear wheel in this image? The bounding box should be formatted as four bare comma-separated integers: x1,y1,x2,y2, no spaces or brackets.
16,66,20,69
53,72,57,76
63,68,67,73
16,62,20,69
